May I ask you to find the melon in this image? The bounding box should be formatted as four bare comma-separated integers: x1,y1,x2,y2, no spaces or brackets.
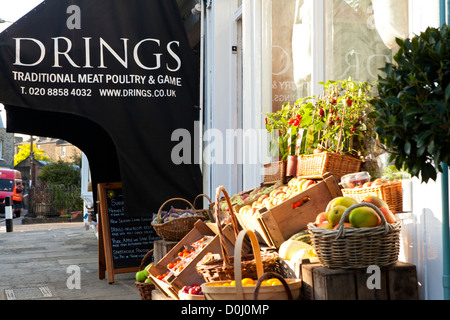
278,239,313,260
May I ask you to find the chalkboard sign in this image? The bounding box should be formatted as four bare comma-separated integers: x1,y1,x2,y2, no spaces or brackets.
97,182,159,283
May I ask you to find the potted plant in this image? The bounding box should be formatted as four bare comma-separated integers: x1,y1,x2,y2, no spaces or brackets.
295,79,377,178
265,102,306,178
371,25,450,183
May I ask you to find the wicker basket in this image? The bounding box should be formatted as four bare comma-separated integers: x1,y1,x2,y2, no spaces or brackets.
196,186,280,282
201,229,302,300
342,180,403,213
263,160,287,184
135,249,155,300
193,193,213,221
151,198,208,241
297,152,362,179
307,202,401,269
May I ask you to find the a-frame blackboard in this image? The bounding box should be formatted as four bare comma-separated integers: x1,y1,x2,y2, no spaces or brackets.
97,182,159,284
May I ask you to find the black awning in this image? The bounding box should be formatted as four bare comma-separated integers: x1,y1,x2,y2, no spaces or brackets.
0,0,203,216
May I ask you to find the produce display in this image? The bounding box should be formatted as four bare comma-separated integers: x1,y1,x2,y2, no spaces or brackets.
204,277,283,287
341,176,399,189
155,236,214,281
219,182,284,212
237,177,316,217
313,195,396,230
152,207,205,224
340,171,370,188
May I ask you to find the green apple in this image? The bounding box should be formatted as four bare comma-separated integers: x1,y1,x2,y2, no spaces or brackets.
327,205,347,227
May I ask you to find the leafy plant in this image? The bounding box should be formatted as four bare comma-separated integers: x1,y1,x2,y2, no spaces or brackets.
265,102,308,160
304,79,376,157
371,24,450,182
38,160,81,186
14,142,50,166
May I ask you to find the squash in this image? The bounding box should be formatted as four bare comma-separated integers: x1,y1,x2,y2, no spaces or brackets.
289,230,312,245
278,239,313,260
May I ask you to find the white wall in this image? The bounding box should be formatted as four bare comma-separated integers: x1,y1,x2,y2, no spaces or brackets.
400,172,448,300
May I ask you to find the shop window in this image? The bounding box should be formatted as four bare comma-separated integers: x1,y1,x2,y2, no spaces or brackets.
324,0,407,82
268,0,409,111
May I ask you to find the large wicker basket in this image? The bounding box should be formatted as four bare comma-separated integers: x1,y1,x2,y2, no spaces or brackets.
134,249,155,300
151,198,208,241
201,229,302,300
342,180,403,213
297,152,361,179
196,186,280,282
307,202,401,269
193,193,213,221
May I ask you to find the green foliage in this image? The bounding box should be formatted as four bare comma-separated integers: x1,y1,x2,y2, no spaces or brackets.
14,142,50,166
371,24,450,182
38,160,80,186
265,79,376,160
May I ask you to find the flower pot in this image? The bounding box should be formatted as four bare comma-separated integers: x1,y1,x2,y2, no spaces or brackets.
286,155,298,177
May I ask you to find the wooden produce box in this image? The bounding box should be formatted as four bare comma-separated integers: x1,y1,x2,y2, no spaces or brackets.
301,262,419,300
148,220,242,300
236,174,342,248
153,240,177,263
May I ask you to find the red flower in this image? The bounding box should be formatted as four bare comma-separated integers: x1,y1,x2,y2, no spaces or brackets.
346,99,353,106
288,118,295,125
293,119,300,126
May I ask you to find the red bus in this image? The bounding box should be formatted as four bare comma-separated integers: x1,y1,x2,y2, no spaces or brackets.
0,169,23,217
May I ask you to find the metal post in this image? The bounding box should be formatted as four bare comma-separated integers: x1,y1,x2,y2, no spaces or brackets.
5,196,13,232
440,0,450,300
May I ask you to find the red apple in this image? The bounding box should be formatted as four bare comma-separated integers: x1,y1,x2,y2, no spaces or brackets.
362,181,373,188
315,212,328,224
372,178,386,186
303,180,316,190
316,221,332,229
333,222,353,230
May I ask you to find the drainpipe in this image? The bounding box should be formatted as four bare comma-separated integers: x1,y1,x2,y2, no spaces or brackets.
440,0,450,301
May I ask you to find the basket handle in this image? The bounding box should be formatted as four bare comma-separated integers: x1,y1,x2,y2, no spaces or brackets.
157,197,195,215
233,229,264,300
335,202,395,239
138,249,154,271
253,272,293,300
193,193,212,209
213,186,240,267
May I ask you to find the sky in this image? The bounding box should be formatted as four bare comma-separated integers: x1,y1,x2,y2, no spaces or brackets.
0,0,43,135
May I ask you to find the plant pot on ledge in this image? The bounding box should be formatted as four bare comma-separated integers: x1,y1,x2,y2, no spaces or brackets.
286,155,298,177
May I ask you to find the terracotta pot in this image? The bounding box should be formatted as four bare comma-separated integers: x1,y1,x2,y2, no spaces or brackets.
286,155,298,177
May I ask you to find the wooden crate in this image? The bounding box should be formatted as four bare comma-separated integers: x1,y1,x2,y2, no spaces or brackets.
148,220,241,300
301,262,418,300
236,174,342,248
154,240,177,263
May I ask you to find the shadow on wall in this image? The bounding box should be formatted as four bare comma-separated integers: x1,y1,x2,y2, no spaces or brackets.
399,178,444,300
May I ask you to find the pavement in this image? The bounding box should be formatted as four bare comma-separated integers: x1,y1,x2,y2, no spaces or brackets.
0,216,143,300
